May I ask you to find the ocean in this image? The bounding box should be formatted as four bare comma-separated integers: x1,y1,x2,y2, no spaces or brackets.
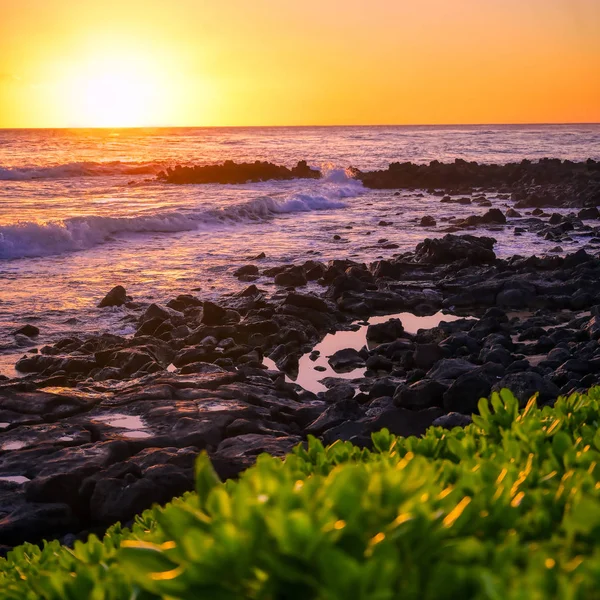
1,124,599,375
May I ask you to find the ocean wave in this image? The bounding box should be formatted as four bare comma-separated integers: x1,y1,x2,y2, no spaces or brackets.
0,161,362,185
0,176,361,259
0,161,165,181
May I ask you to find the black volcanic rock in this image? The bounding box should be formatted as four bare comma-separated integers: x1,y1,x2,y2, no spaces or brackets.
443,369,494,415
414,234,496,266
394,379,447,410
578,207,600,219
492,372,560,406
233,265,259,279
476,208,507,225
13,324,40,338
366,319,405,344
98,285,130,308
158,160,321,184
274,266,307,287
352,159,600,208
328,348,365,372
419,216,436,227
6,231,600,552
201,301,227,325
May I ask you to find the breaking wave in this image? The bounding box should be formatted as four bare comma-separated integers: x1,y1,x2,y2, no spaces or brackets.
0,175,362,259
0,161,165,180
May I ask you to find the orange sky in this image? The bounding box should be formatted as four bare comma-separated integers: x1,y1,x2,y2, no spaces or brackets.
0,0,599,127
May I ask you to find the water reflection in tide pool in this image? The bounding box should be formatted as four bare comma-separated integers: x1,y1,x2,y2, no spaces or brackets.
0,475,30,485
1,440,27,451
91,414,153,439
264,311,474,394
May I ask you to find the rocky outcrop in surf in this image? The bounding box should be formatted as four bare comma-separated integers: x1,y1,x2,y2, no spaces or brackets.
157,158,600,208
157,160,321,184
352,158,600,207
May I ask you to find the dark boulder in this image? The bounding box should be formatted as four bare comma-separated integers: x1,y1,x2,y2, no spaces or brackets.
443,369,494,415
368,406,444,438
25,472,87,514
369,377,403,399
496,282,537,309
98,285,130,308
201,301,227,325
233,265,259,279
479,345,513,366
0,503,79,547
274,267,307,287
432,413,473,429
548,213,563,225
412,343,443,371
578,207,599,220
323,384,356,403
492,372,560,406
482,307,509,323
479,208,506,224
414,235,496,266
366,319,404,344
427,358,478,381
460,209,507,227
139,303,183,325
306,399,362,435
365,354,394,371
328,348,365,372
284,292,329,313
13,324,39,338
212,434,302,477
90,464,192,524
393,379,447,410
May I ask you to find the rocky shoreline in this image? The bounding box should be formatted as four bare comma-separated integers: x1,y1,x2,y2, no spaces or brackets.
2,168,600,553
156,158,600,211
356,158,600,209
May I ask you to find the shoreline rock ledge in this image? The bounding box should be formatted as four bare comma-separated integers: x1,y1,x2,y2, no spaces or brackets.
2,233,600,551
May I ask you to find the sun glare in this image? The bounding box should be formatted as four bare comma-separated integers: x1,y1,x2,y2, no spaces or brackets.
64,55,170,127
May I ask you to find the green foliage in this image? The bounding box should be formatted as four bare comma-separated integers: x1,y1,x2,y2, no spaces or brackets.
4,388,600,598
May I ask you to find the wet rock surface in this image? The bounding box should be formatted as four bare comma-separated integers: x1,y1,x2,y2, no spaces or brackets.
157,160,321,184
98,285,130,308
352,158,600,208
3,224,600,551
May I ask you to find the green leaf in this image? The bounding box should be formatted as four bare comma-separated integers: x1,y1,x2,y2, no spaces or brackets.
118,541,179,574
552,431,572,459
195,451,222,507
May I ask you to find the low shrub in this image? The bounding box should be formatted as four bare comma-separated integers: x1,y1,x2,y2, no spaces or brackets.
3,388,600,599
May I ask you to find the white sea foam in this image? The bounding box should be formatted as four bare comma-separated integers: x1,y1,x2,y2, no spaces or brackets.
321,166,358,185
0,161,163,180
0,177,360,259
0,213,198,259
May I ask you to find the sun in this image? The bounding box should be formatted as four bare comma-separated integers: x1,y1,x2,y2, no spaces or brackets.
64,55,170,128
79,71,157,128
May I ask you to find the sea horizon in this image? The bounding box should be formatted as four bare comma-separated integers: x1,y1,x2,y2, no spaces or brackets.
2,121,600,132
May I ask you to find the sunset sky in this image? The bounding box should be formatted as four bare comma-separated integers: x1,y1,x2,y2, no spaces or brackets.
0,0,599,128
